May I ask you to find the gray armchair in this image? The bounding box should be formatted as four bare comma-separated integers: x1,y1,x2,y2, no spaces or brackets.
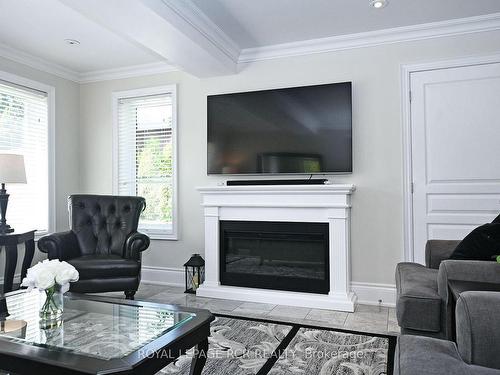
395,240,500,339
394,291,500,375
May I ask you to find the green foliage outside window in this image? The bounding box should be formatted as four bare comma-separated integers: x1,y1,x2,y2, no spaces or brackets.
136,137,173,225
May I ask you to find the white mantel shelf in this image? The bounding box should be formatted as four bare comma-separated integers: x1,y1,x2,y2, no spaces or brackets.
196,183,357,312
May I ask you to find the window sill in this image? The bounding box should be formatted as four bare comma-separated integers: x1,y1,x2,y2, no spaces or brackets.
148,235,178,241
140,231,178,241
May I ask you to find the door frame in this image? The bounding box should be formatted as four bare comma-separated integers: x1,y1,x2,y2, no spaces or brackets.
400,53,500,262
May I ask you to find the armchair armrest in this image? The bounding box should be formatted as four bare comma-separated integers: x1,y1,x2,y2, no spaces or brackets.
37,231,80,261
124,232,150,260
437,259,500,338
425,240,460,269
456,291,500,369
438,260,500,289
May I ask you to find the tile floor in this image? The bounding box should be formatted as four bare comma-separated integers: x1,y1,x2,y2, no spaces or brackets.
111,283,400,336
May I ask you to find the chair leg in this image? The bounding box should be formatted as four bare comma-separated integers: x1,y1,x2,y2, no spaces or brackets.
125,290,136,300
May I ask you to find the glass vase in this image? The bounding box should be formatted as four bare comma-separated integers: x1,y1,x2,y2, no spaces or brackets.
39,285,64,322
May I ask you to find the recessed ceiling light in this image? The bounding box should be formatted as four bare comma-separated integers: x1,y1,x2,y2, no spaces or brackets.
370,0,388,9
64,39,80,46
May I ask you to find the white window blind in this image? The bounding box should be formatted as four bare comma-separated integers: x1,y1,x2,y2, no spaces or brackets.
0,79,49,233
116,92,176,238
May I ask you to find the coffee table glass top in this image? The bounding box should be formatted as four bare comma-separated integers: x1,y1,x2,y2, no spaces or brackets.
0,290,194,360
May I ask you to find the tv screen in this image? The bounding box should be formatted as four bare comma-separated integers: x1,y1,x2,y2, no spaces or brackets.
207,82,352,175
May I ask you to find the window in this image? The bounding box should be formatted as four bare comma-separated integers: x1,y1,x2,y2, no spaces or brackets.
113,86,177,239
0,74,53,234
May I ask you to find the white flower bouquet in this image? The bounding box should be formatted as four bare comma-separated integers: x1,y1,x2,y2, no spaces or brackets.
21,259,79,320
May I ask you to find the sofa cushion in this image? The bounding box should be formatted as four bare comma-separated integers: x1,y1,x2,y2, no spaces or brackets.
456,292,500,370
395,335,467,375
394,335,500,375
67,255,140,280
396,262,441,332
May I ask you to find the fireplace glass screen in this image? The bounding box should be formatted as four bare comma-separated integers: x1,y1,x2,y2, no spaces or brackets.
220,221,329,294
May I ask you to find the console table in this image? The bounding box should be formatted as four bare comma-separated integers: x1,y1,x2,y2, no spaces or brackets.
0,230,36,293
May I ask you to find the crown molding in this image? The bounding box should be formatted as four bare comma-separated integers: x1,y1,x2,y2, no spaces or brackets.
78,62,178,83
2,12,500,81
0,42,80,82
160,0,240,64
239,12,500,63
0,42,178,83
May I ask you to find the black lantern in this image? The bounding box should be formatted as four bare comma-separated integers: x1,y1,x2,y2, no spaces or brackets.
184,254,205,294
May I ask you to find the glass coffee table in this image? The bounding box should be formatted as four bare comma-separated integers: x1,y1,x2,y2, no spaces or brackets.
0,289,214,374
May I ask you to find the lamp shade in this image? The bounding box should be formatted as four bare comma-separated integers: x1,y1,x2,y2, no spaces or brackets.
0,154,27,184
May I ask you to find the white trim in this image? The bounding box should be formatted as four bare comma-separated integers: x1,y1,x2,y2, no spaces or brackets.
112,85,179,240
400,53,500,262
160,0,240,63
0,42,80,82
239,12,500,63
140,266,396,308
0,70,56,236
78,62,178,83
0,42,178,84
2,13,500,80
351,282,396,307
142,266,184,287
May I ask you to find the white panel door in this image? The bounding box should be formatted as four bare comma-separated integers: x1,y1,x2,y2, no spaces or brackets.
410,62,500,264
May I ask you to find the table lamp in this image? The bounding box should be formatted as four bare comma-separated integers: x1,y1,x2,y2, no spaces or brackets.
0,154,27,234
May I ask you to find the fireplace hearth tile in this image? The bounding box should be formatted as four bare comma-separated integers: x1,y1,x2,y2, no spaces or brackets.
202,298,245,313
235,302,276,312
267,305,311,320
305,309,348,326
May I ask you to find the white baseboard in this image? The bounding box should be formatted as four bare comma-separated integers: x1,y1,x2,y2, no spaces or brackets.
351,282,396,307
141,266,396,307
142,266,184,287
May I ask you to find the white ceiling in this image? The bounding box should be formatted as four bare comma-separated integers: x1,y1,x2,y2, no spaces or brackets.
192,0,500,48
0,0,160,72
0,0,500,79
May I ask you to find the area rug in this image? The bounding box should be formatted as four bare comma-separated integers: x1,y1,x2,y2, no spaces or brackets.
159,314,396,375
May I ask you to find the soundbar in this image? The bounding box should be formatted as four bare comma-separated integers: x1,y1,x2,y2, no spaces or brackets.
226,179,329,186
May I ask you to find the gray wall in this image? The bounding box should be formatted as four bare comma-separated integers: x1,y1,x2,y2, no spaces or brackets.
2,29,500,287
0,56,80,280
78,30,500,285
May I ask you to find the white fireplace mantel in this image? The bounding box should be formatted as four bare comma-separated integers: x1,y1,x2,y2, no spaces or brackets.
196,184,357,312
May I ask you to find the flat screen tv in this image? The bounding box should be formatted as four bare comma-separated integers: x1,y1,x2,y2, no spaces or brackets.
207,82,352,175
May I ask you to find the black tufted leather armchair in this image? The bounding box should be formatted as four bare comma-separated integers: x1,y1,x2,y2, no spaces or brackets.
38,195,150,299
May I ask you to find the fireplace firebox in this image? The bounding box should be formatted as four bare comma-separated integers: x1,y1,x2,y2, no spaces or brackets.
220,221,329,294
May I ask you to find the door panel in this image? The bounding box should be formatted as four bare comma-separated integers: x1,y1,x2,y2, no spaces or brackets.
410,62,500,264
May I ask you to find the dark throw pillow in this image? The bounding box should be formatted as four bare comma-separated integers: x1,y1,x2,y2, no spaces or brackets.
492,212,500,224
450,223,500,261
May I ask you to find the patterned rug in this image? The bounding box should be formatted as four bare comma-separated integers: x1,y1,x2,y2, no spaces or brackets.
159,314,396,375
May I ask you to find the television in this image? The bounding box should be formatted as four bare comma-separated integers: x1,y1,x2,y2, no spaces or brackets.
207,82,352,175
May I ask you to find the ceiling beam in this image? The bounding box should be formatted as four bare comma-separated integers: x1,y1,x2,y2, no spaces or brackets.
59,0,239,77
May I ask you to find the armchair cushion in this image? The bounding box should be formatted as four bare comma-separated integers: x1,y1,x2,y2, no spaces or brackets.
67,255,140,280
396,262,441,332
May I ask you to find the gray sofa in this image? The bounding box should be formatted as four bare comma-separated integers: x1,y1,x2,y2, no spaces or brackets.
394,291,500,375
395,240,500,339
